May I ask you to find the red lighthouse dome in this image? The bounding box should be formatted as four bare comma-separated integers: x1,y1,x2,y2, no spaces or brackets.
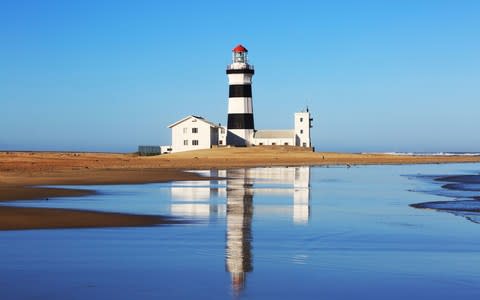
233,44,248,53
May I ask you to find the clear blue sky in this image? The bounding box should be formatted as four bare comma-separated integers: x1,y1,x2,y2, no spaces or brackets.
1,0,479,152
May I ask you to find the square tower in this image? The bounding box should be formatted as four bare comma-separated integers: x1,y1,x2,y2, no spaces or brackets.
294,111,312,148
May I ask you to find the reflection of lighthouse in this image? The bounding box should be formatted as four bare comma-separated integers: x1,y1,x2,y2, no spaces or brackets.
167,167,310,294
225,169,253,295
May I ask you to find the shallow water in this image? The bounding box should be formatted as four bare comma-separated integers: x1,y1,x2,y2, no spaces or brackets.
1,164,480,299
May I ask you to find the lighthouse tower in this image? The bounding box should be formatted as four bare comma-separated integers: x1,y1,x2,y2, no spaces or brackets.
226,45,255,146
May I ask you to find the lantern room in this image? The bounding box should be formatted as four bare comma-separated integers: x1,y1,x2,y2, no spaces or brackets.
232,44,248,63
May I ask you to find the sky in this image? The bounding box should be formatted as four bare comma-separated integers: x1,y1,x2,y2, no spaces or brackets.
1,0,479,152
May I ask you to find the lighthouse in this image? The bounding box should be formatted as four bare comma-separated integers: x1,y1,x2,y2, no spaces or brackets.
166,44,313,152
226,44,255,146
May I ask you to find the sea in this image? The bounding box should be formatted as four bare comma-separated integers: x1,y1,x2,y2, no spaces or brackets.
363,151,480,156
1,163,480,299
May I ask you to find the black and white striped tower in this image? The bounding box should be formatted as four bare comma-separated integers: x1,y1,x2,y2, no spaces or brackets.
226,44,255,146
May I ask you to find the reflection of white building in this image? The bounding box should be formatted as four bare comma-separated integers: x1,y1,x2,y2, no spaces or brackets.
169,168,310,222
171,182,212,201
170,170,226,218
168,167,311,294
293,167,311,224
244,167,311,224
223,167,310,294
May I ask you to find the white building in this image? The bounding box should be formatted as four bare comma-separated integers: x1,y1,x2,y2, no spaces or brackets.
168,115,223,153
251,111,312,147
167,45,313,152
293,111,312,147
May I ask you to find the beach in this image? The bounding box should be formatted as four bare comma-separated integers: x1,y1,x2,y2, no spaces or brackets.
1,147,480,230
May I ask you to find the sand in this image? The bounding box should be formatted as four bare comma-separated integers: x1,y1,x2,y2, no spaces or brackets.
0,206,179,230
1,147,479,230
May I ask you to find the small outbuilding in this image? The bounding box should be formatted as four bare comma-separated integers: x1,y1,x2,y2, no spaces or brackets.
138,145,161,156
252,130,295,146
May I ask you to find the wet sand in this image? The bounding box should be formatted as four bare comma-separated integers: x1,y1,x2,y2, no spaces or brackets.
1,147,480,230
0,206,180,230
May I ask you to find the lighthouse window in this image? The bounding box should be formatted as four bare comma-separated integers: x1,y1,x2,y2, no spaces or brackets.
300,118,303,122
300,129,304,134
192,140,199,146
192,128,198,134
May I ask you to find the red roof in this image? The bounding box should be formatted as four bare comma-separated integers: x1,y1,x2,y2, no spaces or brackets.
232,44,248,53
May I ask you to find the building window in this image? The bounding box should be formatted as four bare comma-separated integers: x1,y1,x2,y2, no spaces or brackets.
183,128,188,134
192,128,198,134
259,143,263,145
300,129,303,134
192,140,199,146
183,140,188,146
300,118,303,122
284,142,289,146
302,142,307,147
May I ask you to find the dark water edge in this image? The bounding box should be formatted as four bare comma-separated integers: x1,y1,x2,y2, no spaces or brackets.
436,174,480,184
410,174,480,223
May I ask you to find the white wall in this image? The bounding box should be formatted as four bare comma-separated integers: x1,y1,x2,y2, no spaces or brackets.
226,72,253,85
228,129,255,146
227,98,254,113
294,112,311,147
160,145,172,153
218,126,227,146
252,137,294,146
171,117,216,152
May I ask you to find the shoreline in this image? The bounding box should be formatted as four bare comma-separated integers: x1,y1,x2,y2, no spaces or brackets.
0,168,207,202
0,206,182,230
1,147,479,230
